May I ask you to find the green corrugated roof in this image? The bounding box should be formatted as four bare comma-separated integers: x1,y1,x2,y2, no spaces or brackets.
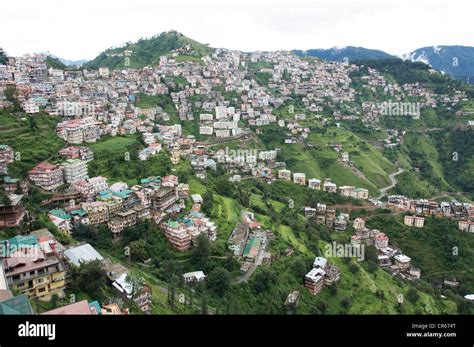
0,295,35,315
7,235,38,250
164,220,180,228
50,208,71,219
4,176,19,184
71,209,87,217
113,189,133,199
243,237,260,257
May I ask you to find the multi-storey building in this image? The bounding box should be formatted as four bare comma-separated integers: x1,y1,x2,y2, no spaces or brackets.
161,220,193,251
307,178,321,190
293,173,306,186
152,186,177,211
458,220,474,233
1,235,66,301
374,232,389,249
0,145,14,174
278,169,291,181
81,201,109,225
353,217,366,231
29,162,64,191
0,194,26,228
63,159,88,183
404,215,425,228
304,268,326,295
107,210,137,237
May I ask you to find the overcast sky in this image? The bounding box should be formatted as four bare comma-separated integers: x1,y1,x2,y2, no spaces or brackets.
1,0,473,60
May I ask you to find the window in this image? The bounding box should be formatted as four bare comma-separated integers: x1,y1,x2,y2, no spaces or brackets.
38,287,46,293
29,271,35,276
12,275,20,281
38,268,45,275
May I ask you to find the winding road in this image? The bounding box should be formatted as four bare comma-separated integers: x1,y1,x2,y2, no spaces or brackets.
376,168,405,200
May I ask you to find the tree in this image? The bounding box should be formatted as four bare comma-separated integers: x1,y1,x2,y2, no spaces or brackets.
365,245,379,263
214,177,232,197
341,297,352,309
200,291,209,314
129,239,148,262
251,268,276,294
4,85,20,110
191,234,210,270
291,257,308,279
329,283,338,296
50,294,59,308
125,273,145,300
74,223,95,242
367,261,378,273
348,262,359,275
225,255,238,272
316,301,327,313
207,267,231,296
0,188,11,206
122,221,149,245
202,190,214,216
71,260,107,299
406,288,420,303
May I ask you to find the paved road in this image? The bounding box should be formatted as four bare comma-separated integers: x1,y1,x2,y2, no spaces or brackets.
376,168,405,200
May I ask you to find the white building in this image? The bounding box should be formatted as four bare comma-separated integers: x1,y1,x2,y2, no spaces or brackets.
63,159,88,183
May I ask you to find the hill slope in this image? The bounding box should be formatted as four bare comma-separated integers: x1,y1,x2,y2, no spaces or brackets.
293,46,394,62
86,31,213,69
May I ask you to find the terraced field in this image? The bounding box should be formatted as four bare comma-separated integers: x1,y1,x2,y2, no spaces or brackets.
0,111,64,177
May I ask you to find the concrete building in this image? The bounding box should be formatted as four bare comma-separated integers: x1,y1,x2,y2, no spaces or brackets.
63,159,88,183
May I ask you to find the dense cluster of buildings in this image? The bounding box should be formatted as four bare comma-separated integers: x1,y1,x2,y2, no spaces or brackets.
0,229,151,314
388,195,474,222
350,217,420,280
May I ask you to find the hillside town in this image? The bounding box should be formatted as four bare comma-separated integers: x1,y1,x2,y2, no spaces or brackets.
0,40,473,315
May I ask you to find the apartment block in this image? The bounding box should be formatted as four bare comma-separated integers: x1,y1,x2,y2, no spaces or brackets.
29,162,64,191
404,215,425,228
63,159,88,183
1,235,66,301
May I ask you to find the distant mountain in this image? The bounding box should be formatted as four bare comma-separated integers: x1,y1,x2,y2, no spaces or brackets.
58,58,88,66
293,46,394,62
86,30,213,69
45,56,67,70
402,45,474,83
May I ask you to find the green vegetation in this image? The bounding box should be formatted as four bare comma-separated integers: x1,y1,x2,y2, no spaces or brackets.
259,124,396,194
45,56,67,70
86,31,213,69
367,214,474,306
432,129,474,197
88,136,172,185
0,109,64,177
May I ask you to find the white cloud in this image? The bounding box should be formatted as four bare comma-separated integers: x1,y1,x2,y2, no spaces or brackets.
1,0,473,60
